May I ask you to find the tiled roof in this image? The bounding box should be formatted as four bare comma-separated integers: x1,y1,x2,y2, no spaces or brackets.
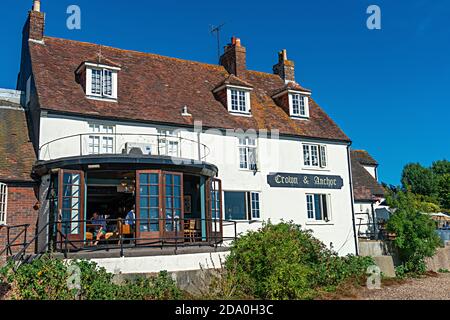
351,155,384,201
0,104,36,182
29,37,350,142
271,81,311,97
351,150,378,166
215,74,254,89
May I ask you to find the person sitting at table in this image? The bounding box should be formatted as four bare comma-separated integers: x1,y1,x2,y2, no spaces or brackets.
91,211,107,246
125,205,136,227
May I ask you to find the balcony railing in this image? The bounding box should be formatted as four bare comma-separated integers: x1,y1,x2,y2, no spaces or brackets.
39,133,210,162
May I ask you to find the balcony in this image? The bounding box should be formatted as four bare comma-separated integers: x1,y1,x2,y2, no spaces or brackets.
38,133,210,163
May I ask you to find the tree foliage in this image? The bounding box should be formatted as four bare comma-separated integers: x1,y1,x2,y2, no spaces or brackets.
399,160,450,211
386,191,442,275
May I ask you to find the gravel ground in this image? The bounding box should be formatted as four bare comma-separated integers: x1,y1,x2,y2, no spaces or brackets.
358,273,450,300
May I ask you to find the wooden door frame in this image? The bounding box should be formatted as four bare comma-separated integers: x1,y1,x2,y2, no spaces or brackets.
57,169,85,247
136,170,163,241
161,171,184,241
207,178,223,242
136,170,185,242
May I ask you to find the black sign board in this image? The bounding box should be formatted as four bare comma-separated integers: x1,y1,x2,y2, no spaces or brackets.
267,172,344,189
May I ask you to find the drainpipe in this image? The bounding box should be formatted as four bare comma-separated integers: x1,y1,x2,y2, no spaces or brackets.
346,144,359,256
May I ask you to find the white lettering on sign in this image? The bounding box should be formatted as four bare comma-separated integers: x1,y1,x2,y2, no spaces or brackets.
275,175,298,185
314,176,337,188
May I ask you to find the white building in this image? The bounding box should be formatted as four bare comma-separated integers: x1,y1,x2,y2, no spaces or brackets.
4,2,372,270
350,150,387,239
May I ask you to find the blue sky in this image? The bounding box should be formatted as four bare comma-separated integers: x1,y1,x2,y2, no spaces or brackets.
1,0,449,185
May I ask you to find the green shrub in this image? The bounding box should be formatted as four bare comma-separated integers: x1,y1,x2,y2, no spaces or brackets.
387,196,442,275
221,221,374,300
0,255,181,300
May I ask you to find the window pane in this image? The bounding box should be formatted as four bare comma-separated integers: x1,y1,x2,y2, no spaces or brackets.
314,194,322,220
248,147,257,170
303,145,311,166
311,145,319,167
306,195,314,219
224,192,246,220
321,195,329,221
239,147,248,169
91,69,102,95
251,192,260,219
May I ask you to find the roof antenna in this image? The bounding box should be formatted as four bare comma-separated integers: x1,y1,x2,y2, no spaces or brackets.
97,45,104,63
210,23,225,63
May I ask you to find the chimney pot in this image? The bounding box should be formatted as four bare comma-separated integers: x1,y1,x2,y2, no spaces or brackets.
273,49,295,82
33,0,41,12
220,37,247,77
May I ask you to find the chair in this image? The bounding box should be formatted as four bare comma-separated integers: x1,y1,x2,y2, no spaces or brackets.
184,219,199,242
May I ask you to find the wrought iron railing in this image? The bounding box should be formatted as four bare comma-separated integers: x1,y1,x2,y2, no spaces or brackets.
0,224,30,258
38,133,210,162
6,218,238,264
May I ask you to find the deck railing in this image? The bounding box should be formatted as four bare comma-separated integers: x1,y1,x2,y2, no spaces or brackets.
38,133,210,162
7,217,237,262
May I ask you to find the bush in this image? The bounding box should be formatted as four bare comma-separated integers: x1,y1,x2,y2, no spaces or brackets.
387,198,442,275
218,222,374,300
0,255,182,300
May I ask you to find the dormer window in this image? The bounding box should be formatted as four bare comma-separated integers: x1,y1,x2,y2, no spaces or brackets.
230,89,248,113
289,93,309,118
227,87,251,114
272,82,312,119
76,61,121,101
91,68,113,97
87,66,117,100
213,75,253,116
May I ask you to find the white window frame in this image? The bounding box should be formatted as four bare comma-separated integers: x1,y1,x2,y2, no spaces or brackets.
303,143,327,168
158,129,180,157
306,193,332,222
0,183,7,226
238,136,258,171
88,124,115,155
223,190,261,221
250,191,261,220
226,86,252,115
85,63,120,100
289,93,309,118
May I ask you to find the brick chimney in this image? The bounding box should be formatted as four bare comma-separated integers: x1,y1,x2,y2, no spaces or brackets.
273,49,295,82
24,0,45,42
17,1,45,94
220,37,247,78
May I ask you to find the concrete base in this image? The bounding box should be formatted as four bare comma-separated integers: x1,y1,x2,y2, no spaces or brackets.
88,251,230,274
426,246,450,272
372,256,396,278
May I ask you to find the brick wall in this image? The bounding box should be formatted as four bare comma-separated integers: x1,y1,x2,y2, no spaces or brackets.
0,185,38,263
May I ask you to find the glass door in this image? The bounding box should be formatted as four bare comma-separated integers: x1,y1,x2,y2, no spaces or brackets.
136,170,184,242
57,170,85,245
136,170,161,240
163,172,184,241
209,178,223,242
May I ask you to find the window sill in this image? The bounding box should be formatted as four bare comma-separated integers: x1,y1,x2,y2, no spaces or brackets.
86,95,118,103
224,219,263,224
302,167,330,172
305,221,334,226
229,111,252,117
238,168,260,173
290,115,310,120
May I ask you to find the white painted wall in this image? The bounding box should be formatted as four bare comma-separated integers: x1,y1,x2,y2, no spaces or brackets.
89,251,229,274
362,165,377,180
39,114,357,256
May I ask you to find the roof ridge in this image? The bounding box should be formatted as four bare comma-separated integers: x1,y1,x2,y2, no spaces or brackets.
44,36,227,71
